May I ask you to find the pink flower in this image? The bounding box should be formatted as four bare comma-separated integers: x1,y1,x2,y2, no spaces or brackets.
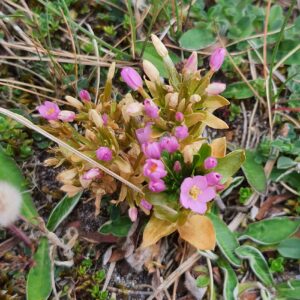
173,161,182,173
175,112,184,122
206,83,226,95
209,48,226,72
143,159,167,180
136,123,152,145
160,136,179,153
142,141,161,159
37,101,60,121
82,168,101,180
180,176,216,214
58,110,76,122
183,51,198,74
144,99,159,119
121,67,143,91
206,172,222,186
174,125,189,140
102,113,108,126
96,147,113,161
79,90,91,102
140,199,152,211
204,157,218,170
149,179,166,193
128,207,138,222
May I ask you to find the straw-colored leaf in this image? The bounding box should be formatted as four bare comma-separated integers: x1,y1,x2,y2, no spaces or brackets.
178,215,216,250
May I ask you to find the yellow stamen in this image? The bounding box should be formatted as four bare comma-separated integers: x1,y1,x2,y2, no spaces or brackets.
47,108,55,115
150,163,157,173
189,185,202,200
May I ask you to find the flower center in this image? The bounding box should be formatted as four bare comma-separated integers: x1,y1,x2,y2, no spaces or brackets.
150,163,158,173
47,108,55,115
189,185,202,200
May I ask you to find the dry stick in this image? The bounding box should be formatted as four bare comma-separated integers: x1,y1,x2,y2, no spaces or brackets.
273,43,300,73
147,252,200,300
240,102,248,148
0,82,68,105
0,108,143,194
86,24,101,104
221,44,267,107
0,79,54,93
102,261,116,292
246,49,259,149
263,0,272,79
61,8,78,94
275,111,300,128
0,60,53,87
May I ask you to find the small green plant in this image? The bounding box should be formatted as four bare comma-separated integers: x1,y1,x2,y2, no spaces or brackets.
88,286,109,300
269,256,285,273
0,115,33,159
229,103,241,122
238,187,252,204
78,258,93,276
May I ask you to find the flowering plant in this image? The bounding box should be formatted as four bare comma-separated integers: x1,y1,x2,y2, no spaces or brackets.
39,35,245,250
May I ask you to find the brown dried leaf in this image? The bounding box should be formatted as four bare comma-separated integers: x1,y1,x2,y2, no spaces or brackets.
141,216,177,248
202,112,229,129
178,215,216,250
210,137,227,158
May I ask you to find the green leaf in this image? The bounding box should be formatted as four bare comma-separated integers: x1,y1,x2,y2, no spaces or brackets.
278,238,300,259
235,245,273,287
192,143,211,170
27,238,52,300
277,156,297,169
135,42,180,78
218,259,239,300
99,216,132,237
207,213,241,267
214,150,246,183
242,150,267,194
222,79,265,99
276,280,300,299
46,192,82,231
239,217,300,245
268,5,283,31
221,176,244,198
0,148,38,225
179,28,215,50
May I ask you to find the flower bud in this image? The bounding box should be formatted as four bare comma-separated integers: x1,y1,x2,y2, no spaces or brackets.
102,113,108,126
140,198,153,211
79,90,91,102
144,99,159,119
174,125,189,140
128,207,138,222
204,157,218,169
121,67,143,91
82,168,101,180
151,34,168,58
190,94,201,103
149,179,166,193
89,109,103,128
136,123,152,145
209,48,226,72
173,161,182,173
183,51,198,74
142,141,161,159
166,92,179,108
107,62,116,81
143,60,160,82
0,181,22,227
65,96,83,110
206,172,222,186
58,110,76,122
96,147,113,161
206,83,226,95
160,136,179,153
175,112,184,122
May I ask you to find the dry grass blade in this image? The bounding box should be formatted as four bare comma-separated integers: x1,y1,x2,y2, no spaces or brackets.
147,252,200,300
0,108,143,194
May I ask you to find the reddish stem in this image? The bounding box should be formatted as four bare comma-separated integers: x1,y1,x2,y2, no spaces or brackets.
8,224,32,249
